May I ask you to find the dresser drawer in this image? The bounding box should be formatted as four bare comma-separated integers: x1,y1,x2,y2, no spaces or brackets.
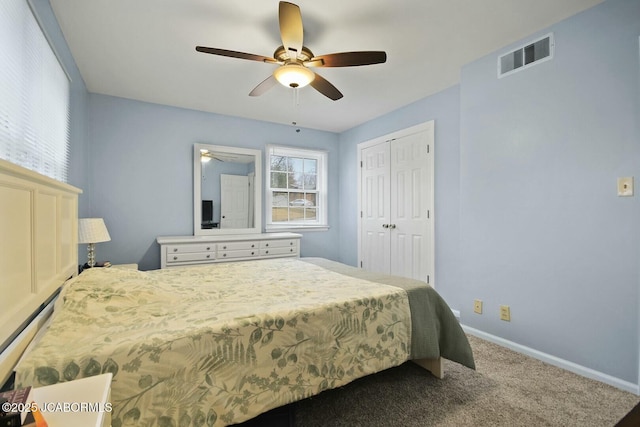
166,243,215,254
167,252,215,263
219,249,259,260
218,241,258,251
157,233,301,268
260,239,298,249
260,246,297,257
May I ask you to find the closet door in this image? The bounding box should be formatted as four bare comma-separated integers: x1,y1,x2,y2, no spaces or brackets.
360,142,391,275
358,121,434,284
389,131,432,282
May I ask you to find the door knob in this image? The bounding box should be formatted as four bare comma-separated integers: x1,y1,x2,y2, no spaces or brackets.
390,224,396,229
382,224,389,228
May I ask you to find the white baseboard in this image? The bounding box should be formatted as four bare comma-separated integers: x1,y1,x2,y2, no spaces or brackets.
462,325,640,395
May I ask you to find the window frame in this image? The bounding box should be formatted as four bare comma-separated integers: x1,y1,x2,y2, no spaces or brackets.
265,144,329,232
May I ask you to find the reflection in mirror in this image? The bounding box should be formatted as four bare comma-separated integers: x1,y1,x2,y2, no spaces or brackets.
194,144,262,235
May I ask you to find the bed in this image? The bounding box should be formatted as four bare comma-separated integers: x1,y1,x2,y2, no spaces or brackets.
1,160,474,427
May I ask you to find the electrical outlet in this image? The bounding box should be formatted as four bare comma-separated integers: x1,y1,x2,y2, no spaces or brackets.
473,299,483,314
618,177,634,197
500,305,511,321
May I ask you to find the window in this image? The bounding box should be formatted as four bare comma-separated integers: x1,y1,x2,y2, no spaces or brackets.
266,145,328,231
0,0,71,182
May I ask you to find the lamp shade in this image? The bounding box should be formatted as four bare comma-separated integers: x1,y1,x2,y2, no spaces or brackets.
78,218,111,244
273,63,315,88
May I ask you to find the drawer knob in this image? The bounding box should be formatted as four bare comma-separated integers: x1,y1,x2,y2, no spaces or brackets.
173,248,178,252
265,250,269,254
290,249,293,252
265,243,269,247
223,253,227,257
223,246,227,250
251,244,255,248
251,251,255,255
290,242,293,245
206,246,211,251
206,254,210,258
173,256,178,260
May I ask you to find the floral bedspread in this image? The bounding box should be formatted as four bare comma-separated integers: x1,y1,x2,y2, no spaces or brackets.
16,258,412,427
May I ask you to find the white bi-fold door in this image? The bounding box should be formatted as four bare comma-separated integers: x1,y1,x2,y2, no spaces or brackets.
359,121,434,284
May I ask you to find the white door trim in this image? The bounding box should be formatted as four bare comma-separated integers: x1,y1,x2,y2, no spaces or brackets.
356,121,435,286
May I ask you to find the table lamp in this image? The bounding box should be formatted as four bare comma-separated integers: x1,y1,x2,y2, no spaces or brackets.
78,218,111,268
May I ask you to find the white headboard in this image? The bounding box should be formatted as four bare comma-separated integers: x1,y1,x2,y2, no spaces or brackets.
0,159,81,385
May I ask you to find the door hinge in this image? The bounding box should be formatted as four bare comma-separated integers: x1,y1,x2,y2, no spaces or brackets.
360,261,363,268
427,144,430,154
360,161,363,168
427,209,430,219
426,275,430,284
360,211,363,218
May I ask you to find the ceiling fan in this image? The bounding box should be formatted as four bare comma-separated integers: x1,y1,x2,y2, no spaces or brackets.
195,1,387,101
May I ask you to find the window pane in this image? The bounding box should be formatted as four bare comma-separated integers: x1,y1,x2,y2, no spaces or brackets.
303,174,316,190
288,192,304,205
271,172,287,189
272,192,288,207
289,172,303,189
304,158,317,174
305,208,317,220
272,207,289,222
287,157,303,173
289,206,305,221
306,193,317,207
270,155,287,171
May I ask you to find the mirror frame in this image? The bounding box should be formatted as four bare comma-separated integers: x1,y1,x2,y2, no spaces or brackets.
193,143,262,236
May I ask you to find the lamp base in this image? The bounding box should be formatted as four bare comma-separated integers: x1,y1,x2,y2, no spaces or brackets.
86,243,96,268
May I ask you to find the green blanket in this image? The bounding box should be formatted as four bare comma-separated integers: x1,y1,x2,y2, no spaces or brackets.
300,258,475,369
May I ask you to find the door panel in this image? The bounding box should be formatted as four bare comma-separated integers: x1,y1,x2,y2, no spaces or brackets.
361,143,390,274
390,131,431,282
220,174,250,228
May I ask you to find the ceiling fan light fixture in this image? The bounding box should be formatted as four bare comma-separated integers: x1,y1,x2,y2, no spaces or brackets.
273,63,315,89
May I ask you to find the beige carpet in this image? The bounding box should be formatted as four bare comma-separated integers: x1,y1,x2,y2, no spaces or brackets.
292,335,639,426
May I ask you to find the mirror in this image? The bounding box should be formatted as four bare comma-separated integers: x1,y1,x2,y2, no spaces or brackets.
194,143,262,235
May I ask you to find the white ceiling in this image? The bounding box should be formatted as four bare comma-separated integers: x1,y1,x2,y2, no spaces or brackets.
50,0,603,133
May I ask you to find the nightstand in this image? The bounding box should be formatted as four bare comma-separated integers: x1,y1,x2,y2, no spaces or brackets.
30,373,112,427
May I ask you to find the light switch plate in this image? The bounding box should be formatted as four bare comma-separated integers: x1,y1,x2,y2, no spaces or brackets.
617,177,634,197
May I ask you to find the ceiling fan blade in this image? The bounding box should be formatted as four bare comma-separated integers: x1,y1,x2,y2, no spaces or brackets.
310,72,343,101
308,51,387,67
196,46,278,64
249,75,278,97
279,1,303,60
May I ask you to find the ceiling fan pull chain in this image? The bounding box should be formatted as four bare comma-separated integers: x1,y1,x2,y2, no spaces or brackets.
293,87,300,107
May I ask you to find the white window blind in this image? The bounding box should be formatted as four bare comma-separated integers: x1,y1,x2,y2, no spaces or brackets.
0,0,71,182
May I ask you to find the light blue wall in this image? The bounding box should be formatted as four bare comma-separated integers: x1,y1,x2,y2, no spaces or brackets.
457,0,640,383
87,94,340,270
339,0,640,385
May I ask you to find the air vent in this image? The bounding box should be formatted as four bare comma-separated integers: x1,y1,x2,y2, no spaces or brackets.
498,33,553,78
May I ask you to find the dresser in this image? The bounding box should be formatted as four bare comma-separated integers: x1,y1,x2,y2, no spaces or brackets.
156,233,302,268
